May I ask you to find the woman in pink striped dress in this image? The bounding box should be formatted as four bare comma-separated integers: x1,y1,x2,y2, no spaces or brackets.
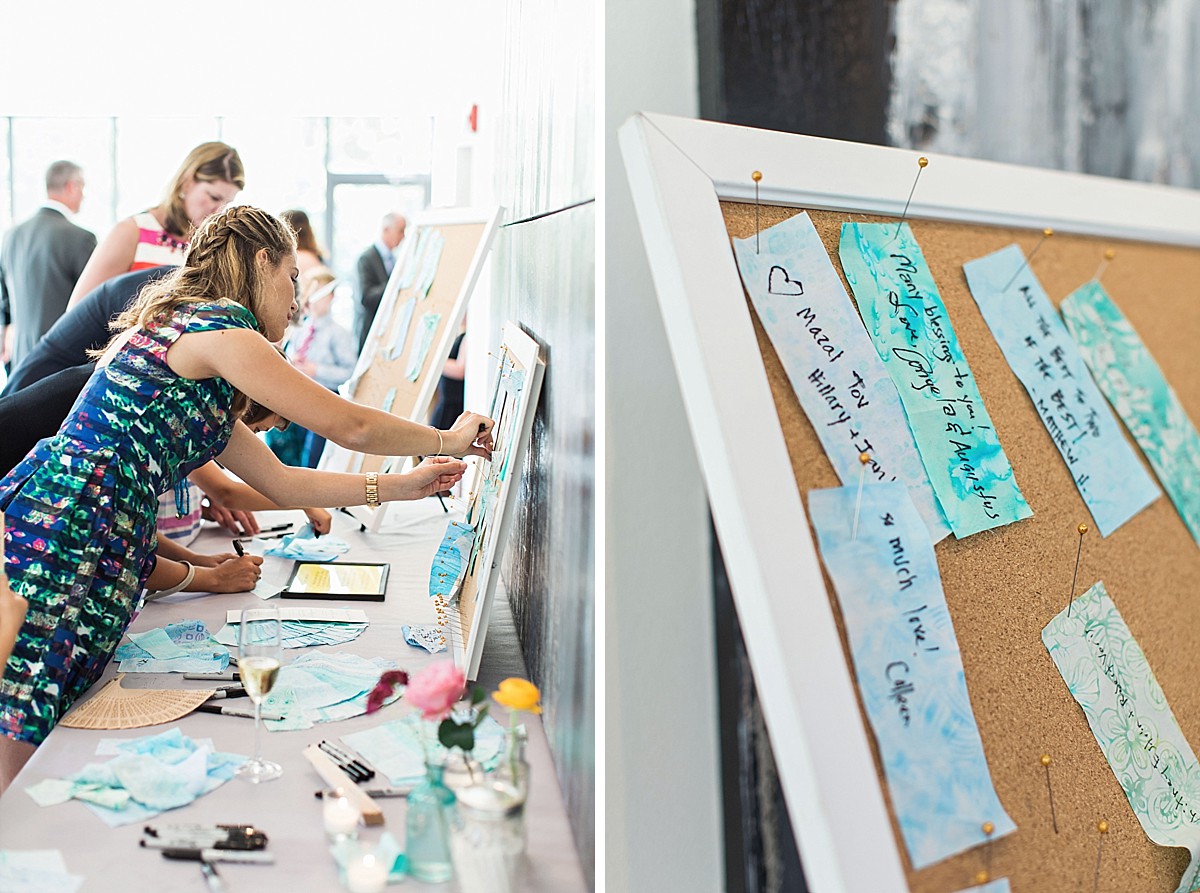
66,142,244,309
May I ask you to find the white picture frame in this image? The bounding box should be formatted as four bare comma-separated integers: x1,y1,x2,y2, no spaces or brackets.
618,111,1200,893
321,205,503,531
438,321,545,679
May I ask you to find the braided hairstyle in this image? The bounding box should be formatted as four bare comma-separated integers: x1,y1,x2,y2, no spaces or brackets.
159,142,245,238
110,206,297,418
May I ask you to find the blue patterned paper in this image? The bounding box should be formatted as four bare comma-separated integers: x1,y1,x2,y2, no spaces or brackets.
964,246,1159,536
839,223,1032,537
1043,581,1200,893
430,520,476,602
951,881,1011,893
808,482,1015,868
1061,281,1200,547
732,212,949,542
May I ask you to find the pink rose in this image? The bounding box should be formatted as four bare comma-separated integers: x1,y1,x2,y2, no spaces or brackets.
405,661,465,720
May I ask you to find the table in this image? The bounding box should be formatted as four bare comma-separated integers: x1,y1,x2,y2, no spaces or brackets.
0,499,587,892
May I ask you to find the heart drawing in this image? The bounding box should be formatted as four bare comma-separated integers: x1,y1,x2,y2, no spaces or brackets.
768,265,804,297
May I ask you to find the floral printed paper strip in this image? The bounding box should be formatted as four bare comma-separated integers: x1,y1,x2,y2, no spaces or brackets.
808,482,1015,869
732,212,950,542
839,223,1032,538
963,246,1159,536
1043,581,1200,893
1060,281,1200,547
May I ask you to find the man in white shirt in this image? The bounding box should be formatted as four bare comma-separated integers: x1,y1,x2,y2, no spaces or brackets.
0,161,97,369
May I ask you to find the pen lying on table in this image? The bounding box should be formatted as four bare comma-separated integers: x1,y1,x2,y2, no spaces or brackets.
317,741,375,782
205,686,248,701
161,848,274,865
315,785,412,799
195,703,283,720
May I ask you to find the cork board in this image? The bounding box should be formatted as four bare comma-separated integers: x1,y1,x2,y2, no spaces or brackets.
322,207,501,530
448,321,545,679
723,200,1200,892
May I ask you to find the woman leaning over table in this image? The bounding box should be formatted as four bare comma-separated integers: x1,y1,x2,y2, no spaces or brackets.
0,205,493,789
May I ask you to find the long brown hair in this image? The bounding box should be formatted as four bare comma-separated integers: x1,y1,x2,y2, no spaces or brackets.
160,142,245,238
280,209,324,261
110,205,296,417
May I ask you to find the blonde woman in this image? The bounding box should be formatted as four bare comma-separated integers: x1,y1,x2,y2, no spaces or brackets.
67,142,245,308
0,206,493,784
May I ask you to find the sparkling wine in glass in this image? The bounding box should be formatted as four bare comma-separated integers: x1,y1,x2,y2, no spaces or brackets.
235,604,283,783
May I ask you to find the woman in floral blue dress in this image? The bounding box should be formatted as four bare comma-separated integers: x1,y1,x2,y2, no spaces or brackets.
0,206,493,784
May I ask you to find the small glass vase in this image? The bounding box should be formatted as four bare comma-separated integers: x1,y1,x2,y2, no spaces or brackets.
406,761,456,883
495,726,530,803
449,780,524,893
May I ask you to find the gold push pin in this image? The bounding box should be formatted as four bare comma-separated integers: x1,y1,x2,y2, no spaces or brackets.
892,156,929,240
1040,754,1059,833
1003,227,1054,292
752,170,763,254
1067,522,1089,618
1092,820,1109,893
1093,248,1116,283
981,821,995,883
851,452,872,542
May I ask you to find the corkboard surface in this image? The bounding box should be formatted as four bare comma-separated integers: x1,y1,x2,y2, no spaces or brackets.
721,201,1200,893
328,221,486,474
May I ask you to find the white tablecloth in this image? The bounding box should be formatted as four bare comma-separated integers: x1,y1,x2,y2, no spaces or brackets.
0,499,586,892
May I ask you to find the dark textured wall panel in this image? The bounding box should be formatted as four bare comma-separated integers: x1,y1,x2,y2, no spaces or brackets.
495,0,595,883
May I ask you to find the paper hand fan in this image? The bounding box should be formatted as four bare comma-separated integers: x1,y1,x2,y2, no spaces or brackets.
59,674,213,730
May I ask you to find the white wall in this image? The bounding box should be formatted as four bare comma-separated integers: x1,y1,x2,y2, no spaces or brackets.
606,0,725,890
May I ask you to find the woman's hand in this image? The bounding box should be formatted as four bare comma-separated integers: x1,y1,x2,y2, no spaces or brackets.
192,554,264,594
443,411,495,459
189,551,238,569
386,457,467,501
202,501,260,536
304,508,333,535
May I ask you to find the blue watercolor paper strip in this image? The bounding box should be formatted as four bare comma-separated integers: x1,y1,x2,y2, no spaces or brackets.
964,246,1159,536
839,223,1032,538
430,520,476,602
808,482,1015,868
404,313,441,382
385,298,417,361
732,212,950,542
1061,281,1200,547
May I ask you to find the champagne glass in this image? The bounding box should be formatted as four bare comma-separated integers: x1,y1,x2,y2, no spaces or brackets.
235,604,283,783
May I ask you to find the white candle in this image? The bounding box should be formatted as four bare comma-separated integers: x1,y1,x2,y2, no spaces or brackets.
345,850,390,893
323,795,360,838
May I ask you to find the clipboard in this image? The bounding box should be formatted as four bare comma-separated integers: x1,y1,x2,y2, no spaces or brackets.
279,561,390,602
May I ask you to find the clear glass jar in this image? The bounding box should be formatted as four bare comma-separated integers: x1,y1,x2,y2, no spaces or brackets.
449,781,524,893
406,762,455,883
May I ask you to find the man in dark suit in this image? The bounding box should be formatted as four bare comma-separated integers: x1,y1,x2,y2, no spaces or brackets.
353,212,406,352
0,161,97,370
1,266,169,396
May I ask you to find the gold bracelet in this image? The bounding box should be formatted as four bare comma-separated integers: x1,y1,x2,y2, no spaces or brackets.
365,472,380,507
432,427,444,457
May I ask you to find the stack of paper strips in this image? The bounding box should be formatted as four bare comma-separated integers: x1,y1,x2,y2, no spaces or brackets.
0,850,84,893
215,606,368,650
24,728,245,827
340,714,507,786
261,652,403,731
113,620,229,673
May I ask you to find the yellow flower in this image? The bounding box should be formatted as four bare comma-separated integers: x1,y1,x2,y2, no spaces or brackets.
493,677,541,713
